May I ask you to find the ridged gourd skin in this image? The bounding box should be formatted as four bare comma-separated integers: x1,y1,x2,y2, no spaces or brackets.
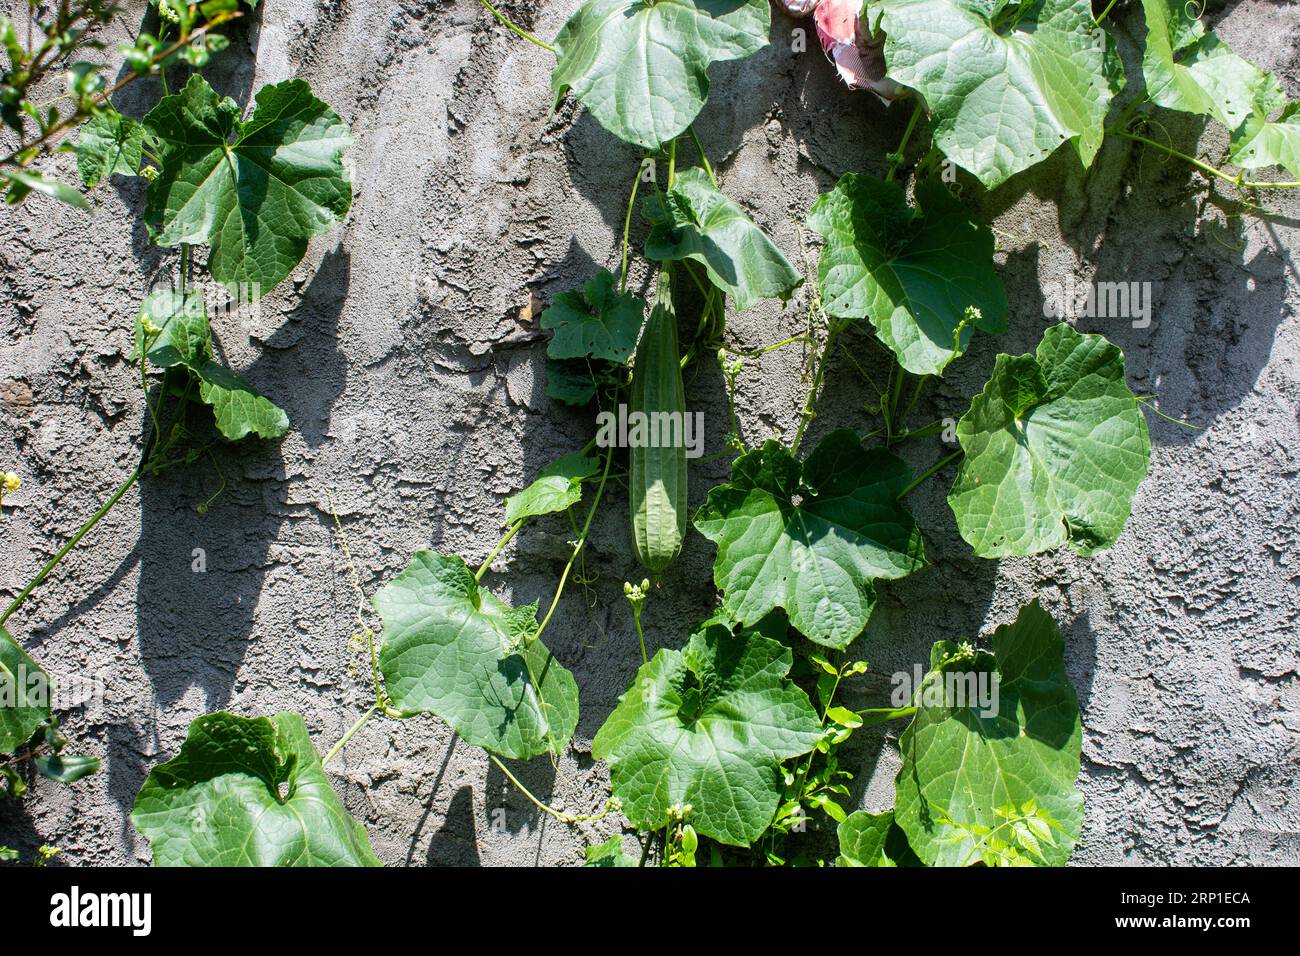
630,268,687,574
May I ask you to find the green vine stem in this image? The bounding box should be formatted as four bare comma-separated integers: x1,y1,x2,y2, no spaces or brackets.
534,445,614,645
486,753,614,824
687,125,718,188
476,0,556,54
321,705,377,768
899,450,962,498
619,164,643,293
0,12,243,170
1109,128,1300,190
898,374,930,434
476,520,526,581
885,101,925,182
886,365,907,442
0,464,141,628
719,334,808,357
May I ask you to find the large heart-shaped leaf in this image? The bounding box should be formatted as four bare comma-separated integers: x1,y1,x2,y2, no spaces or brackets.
551,0,770,149
132,711,381,867
645,168,802,312
877,0,1111,188
135,290,289,441
837,810,921,866
947,323,1150,557
893,601,1083,866
375,551,579,760
0,626,49,754
592,621,821,846
807,175,1006,375
144,75,352,296
541,270,645,363
694,430,925,649
1139,0,1278,132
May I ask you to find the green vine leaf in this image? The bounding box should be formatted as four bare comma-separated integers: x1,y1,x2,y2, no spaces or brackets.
645,168,802,312
893,601,1083,867
694,430,926,649
583,836,638,866
144,75,352,296
592,621,821,847
807,175,1006,375
131,711,381,867
76,113,144,188
1139,0,1279,132
947,322,1150,557
76,109,151,188
2,168,89,209
504,453,599,525
0,626,50,755
837,810,921,866
135,290,290,441
34,754,100,784
1230,96,1300,179
545,359,598,406
877,0,1111,189
195,363,292,441
541,270,645,363
375,551,579,760
551,0,770,149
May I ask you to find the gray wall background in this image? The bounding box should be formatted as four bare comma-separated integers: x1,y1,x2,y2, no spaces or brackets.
0,0,1296,865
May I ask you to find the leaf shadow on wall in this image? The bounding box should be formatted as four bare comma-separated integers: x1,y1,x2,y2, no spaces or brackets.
425,786,482,867
107,248,350,847
978,104,1293,450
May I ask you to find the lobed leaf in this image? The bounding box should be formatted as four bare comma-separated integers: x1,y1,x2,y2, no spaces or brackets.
195,362,291,441
893,601,1083,866
1139,0,1280,132
144,75,352,297
876,0,1111,189
131,711,381,867
1229,94,1300,179
541,270,645,364
375,551,579,760
551,0,771,149
545,359,598,406
593,621,821,847
807,174,1006,374
694,430,925,649
947,323,1150,557
77,109,150,188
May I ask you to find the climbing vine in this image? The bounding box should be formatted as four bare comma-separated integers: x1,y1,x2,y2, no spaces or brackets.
1,0,1295,866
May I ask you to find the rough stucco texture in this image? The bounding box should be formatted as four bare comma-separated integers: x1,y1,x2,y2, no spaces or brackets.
0,0,1297,866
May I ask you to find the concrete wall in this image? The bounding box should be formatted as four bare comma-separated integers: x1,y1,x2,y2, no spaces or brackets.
0,0,1296,865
